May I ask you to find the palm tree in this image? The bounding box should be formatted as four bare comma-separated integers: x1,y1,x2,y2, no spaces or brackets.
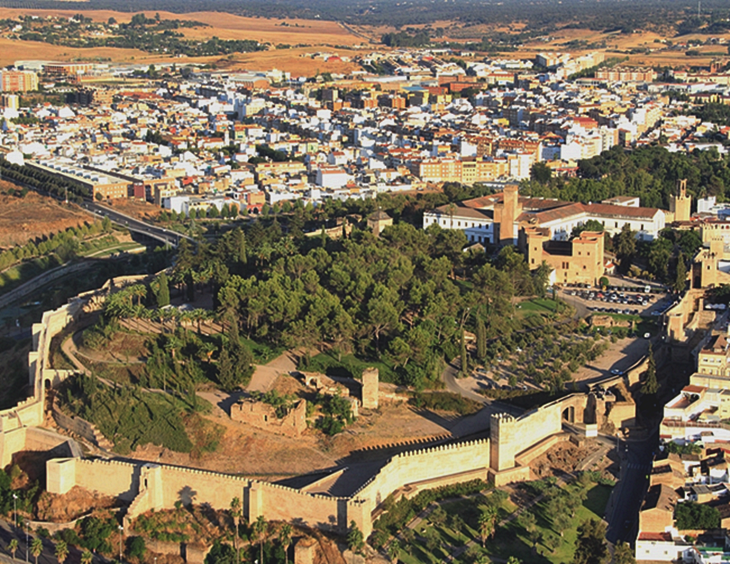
478,505,498,547
80,549,93,564
30,537,42,564
279,524,292,564
165,335,182,362
229,497,242,563
387,541,400,562
9,539,18,560
54,540,68,564
199,341,215,364
253,516,267,564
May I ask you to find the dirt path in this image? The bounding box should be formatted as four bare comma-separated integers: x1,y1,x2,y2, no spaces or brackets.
246,350,299,393
61,331,91,375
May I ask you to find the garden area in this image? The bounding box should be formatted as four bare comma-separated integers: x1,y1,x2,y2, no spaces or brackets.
371,474,615,564
470,317,610,393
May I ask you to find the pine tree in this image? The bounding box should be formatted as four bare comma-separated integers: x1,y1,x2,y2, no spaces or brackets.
476,316,487,361
156,272,170,308
460,329,468,377
572,519,608,564
216,347,236,392
613,541,636,564
673,253,687,294
641,343,659,395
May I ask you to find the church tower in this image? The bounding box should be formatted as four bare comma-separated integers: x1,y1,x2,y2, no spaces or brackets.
669,178,691,223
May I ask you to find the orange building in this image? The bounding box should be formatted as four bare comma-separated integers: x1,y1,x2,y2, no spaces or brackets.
43,62,94,77
524,227,605,286
0,71,38,92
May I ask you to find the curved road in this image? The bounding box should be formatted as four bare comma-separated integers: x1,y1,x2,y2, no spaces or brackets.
83,202,194,249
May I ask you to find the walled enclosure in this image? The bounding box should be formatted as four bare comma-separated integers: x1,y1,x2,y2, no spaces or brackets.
0,274,149,468
3,272,596,541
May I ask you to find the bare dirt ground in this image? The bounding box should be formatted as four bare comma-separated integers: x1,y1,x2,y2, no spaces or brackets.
106,198,162,223
0,186,91,247
36,485,119,522
134,372,463,479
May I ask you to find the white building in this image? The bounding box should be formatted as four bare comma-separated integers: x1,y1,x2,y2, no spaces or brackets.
423,188,666,245
316,166,349,189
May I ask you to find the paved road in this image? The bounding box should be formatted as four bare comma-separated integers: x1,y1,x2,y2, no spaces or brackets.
604,431,657,545
0,519,106,564
83,202,192,249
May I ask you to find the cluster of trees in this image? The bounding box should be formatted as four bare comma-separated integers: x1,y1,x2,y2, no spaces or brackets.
7,12,262,56
523,145,730,208
675,501,720,530
370,479,488,548
381,30,431,47
200,220,548,389
0,219,112,272
690,103,730,128
79,30,265,56
314,392,355,435
607,223,700,286
0,159,89,202
125,12,206,28
0,0,723,32
88,275,255,393
485,327,610,392
60,373,205,453
203,513,292,564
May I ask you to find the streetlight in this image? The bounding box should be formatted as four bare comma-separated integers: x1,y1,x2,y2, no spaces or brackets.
12,493,17,529
118,525,124,563
24,522,28,563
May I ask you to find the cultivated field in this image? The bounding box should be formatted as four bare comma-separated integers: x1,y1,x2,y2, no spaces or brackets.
0,8,363,74
0,7,726,72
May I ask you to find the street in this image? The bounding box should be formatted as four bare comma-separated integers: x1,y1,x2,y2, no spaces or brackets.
83,202,190,249
604,431,657,545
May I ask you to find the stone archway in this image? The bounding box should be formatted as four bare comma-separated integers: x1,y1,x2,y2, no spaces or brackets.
562,406,575,423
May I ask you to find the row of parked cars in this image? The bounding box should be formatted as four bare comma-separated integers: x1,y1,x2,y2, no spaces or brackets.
569,289,655,307
588,306,641,315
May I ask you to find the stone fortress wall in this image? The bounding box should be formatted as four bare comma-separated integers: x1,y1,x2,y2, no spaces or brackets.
0,274,149,467
1,273,598,539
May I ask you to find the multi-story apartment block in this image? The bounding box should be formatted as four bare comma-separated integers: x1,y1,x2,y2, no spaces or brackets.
0,70,38,92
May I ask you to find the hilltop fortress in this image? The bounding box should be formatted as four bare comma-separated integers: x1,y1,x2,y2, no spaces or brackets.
1,276,613,540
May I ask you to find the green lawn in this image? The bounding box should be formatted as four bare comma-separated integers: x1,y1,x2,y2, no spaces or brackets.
304,350,399,382
240,337,285,364
391,481,612,564
598,312,657,336
0,255,61,294
517,298,560,316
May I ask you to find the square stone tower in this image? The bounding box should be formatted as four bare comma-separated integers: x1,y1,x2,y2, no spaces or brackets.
669,179,691,223
361,367,379,409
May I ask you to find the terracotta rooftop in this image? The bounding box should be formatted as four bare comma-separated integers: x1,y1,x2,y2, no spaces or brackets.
641,484,679,513
637,532,673,542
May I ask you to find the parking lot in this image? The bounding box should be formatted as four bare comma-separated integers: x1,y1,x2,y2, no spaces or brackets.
560,285,675,318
